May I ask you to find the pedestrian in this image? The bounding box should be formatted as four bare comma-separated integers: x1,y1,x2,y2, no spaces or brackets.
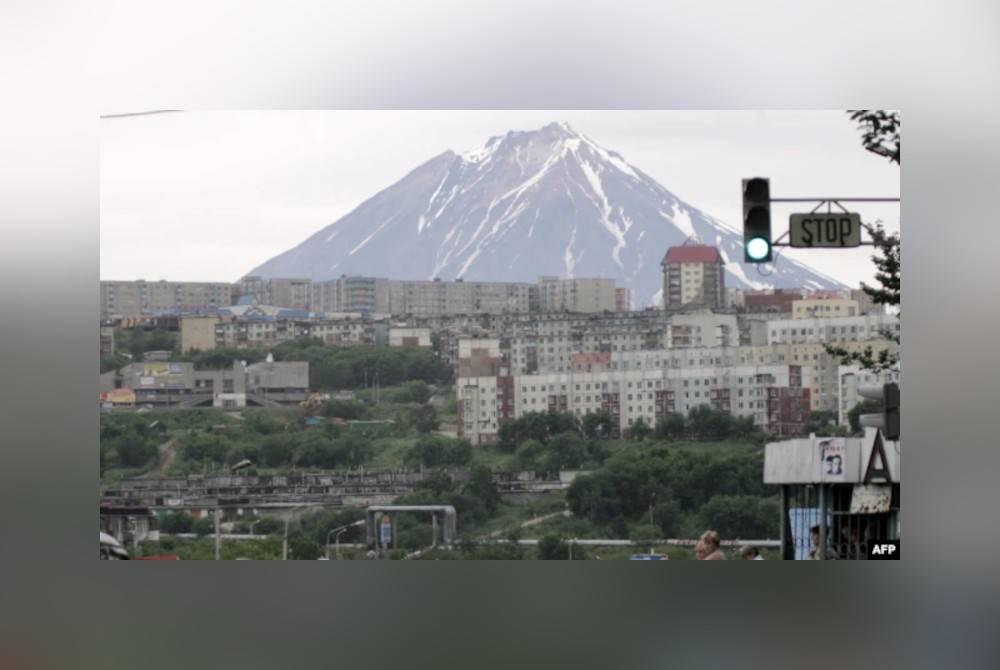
697,530,726,560
808,524,839,560
740,545,764,560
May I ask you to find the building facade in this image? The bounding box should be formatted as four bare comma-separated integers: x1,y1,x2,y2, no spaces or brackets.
457,364,810,444
661,245,726,311
101,280,233,318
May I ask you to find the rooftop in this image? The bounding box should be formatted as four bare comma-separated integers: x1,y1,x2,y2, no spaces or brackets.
662,245,722,265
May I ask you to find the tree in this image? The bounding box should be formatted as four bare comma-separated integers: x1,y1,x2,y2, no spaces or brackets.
629,417,652,441
582,409,615,439
828,111,901,374
655,413,685,440
537,534,569,560
159,511,193,534
192,517,215,537
464,465,500,516
697,495,780,541
848,110,900,165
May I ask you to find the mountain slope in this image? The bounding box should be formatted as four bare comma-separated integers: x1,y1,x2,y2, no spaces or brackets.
248,122,845,306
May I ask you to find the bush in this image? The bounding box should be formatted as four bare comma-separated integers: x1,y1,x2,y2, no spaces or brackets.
537,534,568,560
159,511,193,534
697,495,780,540
192,517,215,537
406,436,473,468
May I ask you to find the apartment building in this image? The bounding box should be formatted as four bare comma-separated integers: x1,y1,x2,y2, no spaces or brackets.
792,298,860,319
457,364,810,444
101,280,233,318
100,326,115,358
742,288,803,314
235,276,313,310
389,327,432,348
386,278,535,316
311,276,390,314
766,313,900,346
615,288,632,312
661,245,726,311
536,277,617,313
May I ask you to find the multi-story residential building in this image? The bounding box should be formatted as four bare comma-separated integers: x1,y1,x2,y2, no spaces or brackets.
665,313,739,348
536,277,617,313
661,245,726,311
311,276,390,314
456,338,505,378
179,305,378,351
766,314,900,346
457,364,810,444
386,278,535,316
850,288,882,315
389,327,432,348
726,287,746,310
101,280,233,318
235,276,313,310
100,326,115,358
792,298,860,319
742,288,803,314
615,288,632,312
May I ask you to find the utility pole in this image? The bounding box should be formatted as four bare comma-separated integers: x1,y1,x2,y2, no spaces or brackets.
214,505,221,561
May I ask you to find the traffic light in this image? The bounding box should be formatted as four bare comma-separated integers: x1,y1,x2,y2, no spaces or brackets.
742,177,772,263
858,382,900,440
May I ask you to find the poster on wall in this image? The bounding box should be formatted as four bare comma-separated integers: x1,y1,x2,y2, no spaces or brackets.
818,438,847,482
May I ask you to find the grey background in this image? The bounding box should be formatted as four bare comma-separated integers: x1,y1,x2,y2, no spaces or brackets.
2,0,999,668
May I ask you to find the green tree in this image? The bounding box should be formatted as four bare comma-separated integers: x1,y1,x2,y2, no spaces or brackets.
629,417,652,441
537,534,569,560
192,517,215,537
827,110,900,374
464,465,500,516
654,413,685,440
582,409,615,439
697,495,780,540
159,511,193,534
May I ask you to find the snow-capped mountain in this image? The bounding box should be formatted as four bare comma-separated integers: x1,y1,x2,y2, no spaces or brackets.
248,122,845,306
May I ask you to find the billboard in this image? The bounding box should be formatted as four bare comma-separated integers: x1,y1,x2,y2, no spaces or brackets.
100,389,136,405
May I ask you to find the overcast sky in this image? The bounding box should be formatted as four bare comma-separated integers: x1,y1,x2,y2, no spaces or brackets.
100,110,899,288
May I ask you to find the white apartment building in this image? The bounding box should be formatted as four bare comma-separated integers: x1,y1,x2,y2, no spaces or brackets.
767,313,900,346
457,364,810,445
389,327,432,348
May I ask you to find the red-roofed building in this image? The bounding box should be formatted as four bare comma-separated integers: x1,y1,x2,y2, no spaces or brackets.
660,245,725,311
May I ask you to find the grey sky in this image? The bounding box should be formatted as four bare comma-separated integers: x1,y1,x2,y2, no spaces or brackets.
100,110,899,288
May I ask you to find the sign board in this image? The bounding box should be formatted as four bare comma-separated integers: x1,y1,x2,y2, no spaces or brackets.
850,484,893,514
819,438,847,482
789,213,862,248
